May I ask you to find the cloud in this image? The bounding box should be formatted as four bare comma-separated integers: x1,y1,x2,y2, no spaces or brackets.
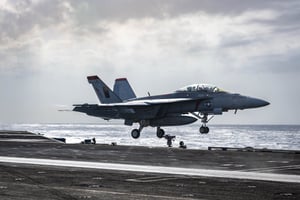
0,1,298,78
1,1,298,72
0,0,69,43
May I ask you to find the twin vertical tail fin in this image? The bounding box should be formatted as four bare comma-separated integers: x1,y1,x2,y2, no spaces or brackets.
87,76,122,104
113,78,136,101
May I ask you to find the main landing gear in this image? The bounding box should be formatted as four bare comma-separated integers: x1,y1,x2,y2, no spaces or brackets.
131,129,140,139
131,127,165,139
131,121,165,139
156,127,165,138
131,120,147,139
130,121,180,148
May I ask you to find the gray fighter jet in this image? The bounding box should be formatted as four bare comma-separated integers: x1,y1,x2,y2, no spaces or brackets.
73,76,269,139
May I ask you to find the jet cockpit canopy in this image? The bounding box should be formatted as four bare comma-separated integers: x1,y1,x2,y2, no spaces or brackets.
176,84,223,93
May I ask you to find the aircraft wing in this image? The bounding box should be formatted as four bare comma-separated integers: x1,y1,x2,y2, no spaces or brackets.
73,97,211,121
74,97,209,107
105,98,198,106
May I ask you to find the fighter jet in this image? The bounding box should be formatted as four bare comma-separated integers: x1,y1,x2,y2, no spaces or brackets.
73,76,269,139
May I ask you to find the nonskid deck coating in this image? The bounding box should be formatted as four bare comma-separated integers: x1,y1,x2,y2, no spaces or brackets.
0,131,299,200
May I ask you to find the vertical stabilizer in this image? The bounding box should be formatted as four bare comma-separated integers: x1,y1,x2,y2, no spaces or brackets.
113,78,136,101
87,76,122,104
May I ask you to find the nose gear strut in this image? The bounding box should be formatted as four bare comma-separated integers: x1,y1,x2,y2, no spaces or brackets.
191,112,214,134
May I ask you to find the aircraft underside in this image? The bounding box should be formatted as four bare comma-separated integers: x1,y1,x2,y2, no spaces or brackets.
126,112,214,139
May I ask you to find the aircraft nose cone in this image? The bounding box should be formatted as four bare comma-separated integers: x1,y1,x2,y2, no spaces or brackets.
260,99,270,107
249,98,270,108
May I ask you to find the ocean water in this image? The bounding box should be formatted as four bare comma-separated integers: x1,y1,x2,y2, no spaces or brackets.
1,123,299,150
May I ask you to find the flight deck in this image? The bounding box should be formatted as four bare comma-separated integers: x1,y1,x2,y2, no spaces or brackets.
0,131,299,200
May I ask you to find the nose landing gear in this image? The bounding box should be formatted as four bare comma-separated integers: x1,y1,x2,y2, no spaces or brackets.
199,125,209,134
191,112,214,134
200,114,210,134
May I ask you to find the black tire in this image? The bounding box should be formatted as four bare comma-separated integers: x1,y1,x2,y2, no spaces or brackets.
131,129,140,139
199,126,206,134
156,128,165,138
205,127,209,133
200,126,208,134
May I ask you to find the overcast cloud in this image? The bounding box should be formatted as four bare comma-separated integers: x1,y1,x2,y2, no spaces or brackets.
0,0,299,124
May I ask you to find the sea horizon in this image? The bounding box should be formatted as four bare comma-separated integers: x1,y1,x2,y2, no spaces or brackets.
1,123,299,150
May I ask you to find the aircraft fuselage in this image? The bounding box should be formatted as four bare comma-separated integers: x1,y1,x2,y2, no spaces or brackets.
73,77,270,138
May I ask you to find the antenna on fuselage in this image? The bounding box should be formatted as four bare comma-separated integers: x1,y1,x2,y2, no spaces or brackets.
147,92,151,96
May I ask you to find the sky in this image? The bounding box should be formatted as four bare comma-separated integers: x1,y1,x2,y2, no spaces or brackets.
0,0,299,124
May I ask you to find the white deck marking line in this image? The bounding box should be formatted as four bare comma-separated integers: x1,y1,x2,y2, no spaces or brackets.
0,156,299,183
242,165,300,172
126,176,179,183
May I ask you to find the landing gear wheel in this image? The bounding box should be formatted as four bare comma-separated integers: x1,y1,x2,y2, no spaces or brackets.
199,126,205,134
156,128,165,138
200,126,209,134
205,127,209,133
131,129,140,139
